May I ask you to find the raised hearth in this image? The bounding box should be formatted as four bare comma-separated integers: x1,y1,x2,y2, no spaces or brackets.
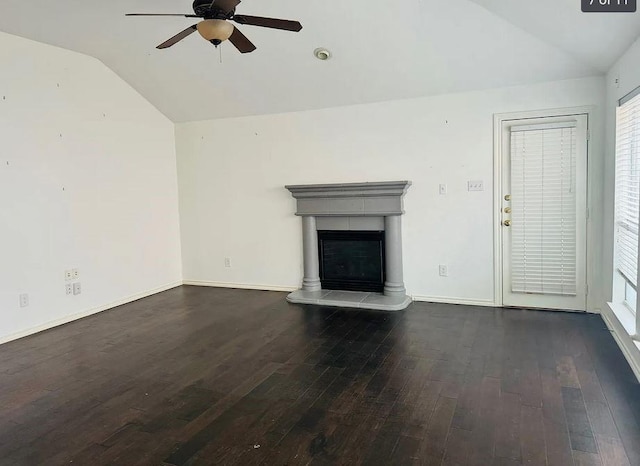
285,181,412,311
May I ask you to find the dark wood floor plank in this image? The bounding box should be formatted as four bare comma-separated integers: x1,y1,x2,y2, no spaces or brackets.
390,434,421,465
401,379,444,440
492,457,523,466
442,427,473,466
543,416,575,466
520,405,546,466
584,400,620,438
573,449,604,466
557,355,582,389
484,320,505,379
562,386,598,453
539,336,575,466
361,401,411,465
419,395,458,465
468,376,501,466
595,434,631,466
450,352,485,432
0,287,638,466
494,391,522,462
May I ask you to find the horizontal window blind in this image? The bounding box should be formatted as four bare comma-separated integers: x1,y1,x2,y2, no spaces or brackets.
510,126,577,296
615,91,640,287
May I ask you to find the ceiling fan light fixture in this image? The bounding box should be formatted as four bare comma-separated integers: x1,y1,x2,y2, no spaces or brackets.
197,19,234,42
314,48,331,61
128,1,303,54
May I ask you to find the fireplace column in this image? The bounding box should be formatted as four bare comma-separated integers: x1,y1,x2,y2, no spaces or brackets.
301,216,321,291
384,215,406,297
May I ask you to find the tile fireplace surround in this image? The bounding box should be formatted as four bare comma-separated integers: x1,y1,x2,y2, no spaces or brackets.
285,181,412,311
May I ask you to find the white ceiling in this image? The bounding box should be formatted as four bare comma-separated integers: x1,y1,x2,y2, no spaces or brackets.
1,0,638,122
468,0,640,73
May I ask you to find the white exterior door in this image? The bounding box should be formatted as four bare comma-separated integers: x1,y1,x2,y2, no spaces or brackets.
501,115,588,311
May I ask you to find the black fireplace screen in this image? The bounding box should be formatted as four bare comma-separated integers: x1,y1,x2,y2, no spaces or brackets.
317,230,385,293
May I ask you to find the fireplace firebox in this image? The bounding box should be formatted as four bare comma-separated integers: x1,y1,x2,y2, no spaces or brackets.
318,230,385,293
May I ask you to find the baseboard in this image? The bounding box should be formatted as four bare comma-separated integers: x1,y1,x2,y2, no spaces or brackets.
601,305,640,383
185,283,498,308
0,281,182,345
183,280,297,293
411,295,496,307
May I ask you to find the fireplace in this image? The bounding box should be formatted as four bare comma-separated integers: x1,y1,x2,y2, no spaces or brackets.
318,230,385,293
285,181,412,311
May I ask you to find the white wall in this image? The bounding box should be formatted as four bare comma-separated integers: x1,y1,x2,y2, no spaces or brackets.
0,32,182,342
176,76,605,308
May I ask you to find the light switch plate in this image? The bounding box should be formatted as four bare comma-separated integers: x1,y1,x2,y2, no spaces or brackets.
468,180,484,191
73,283,81,295
439,184,447,195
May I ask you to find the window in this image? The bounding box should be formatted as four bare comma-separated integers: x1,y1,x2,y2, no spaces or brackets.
615,88,640,314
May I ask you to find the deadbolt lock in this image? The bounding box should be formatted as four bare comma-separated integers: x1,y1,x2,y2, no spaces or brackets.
503,220,511,227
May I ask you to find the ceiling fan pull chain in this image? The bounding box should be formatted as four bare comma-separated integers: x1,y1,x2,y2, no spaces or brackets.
219,44,223,64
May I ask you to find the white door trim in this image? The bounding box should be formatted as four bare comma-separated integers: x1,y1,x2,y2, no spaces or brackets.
493,106,595,308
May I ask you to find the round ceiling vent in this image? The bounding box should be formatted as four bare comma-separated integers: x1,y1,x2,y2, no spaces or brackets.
314,48,331,61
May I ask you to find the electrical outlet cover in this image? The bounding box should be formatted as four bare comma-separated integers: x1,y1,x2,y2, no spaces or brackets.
72,283,81,295
19,294,29,307
66,284,73,295
72,268,79,279
65,270,73,280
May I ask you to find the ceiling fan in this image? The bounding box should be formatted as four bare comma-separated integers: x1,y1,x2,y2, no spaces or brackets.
126,0,303,54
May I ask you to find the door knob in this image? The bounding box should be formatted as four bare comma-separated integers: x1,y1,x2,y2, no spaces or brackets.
504,194,511,201
503,220,511,227
504,207,512,214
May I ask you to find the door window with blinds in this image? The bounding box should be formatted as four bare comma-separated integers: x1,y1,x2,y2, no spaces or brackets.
501,113,587,311
614,88,640,313
510,124,577,296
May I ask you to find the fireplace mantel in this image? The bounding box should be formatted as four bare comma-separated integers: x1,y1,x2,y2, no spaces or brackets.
285,181,411,216
285,181,412,311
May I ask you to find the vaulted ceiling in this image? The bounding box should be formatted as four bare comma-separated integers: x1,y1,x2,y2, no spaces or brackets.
1,0,638,122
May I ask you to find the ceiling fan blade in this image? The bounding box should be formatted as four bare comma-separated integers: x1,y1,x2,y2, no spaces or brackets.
126,13,202,17
156,25,198,49
228,27,256,53
212,0,241,14
232,15,302,32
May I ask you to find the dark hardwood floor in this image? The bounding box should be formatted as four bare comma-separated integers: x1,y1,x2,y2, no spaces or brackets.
0,286,639,465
